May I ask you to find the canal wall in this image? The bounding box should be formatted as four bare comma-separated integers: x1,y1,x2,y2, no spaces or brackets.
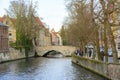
0,48,34,63
72,54,120,80
108,64,120,80
72,54,111,80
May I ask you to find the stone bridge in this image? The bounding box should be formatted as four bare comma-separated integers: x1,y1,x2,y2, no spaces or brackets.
37,46,76,56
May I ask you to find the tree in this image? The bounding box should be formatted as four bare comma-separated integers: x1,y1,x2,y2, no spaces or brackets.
99,0,118,63
64,0,119,63
6,0,40,59
64,0,98,55
60,25,68,45
60,26,65,41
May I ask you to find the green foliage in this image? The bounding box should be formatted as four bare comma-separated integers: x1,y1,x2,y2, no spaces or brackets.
63,40,69,45
9,41,16,47
60,25,70,45
7,0,39,47
16,32,33,49
6,0,40,58
60,26,66,38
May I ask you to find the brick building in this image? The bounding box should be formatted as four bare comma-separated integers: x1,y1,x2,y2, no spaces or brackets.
0,22,9,53
0,15,16,43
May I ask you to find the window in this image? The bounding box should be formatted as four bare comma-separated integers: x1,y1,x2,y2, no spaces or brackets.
9,33,12,36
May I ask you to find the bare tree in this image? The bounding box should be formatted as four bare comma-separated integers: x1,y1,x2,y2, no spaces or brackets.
64,0,119,63
99,0,118,63
64,0,98,56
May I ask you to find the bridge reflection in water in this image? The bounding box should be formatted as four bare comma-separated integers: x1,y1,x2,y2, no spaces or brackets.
0,57,108,80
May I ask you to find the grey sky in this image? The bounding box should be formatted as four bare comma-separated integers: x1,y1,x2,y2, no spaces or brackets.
0,0,67,31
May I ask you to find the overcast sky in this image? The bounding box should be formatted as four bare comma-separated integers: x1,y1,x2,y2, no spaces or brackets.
0,0,67,31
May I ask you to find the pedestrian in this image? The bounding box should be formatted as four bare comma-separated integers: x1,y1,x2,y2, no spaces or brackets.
80,50,83,56
77,48,81,56
100,51,104,61
74,48,83,56
88,49,92,57
74,49,78,55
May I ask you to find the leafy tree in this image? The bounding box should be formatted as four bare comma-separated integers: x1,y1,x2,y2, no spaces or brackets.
6,0,40,59
60,25,69,45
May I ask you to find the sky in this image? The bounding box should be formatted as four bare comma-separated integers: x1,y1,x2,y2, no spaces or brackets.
0,0,68,32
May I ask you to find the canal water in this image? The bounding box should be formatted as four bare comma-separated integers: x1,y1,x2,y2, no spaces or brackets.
0,57,108,80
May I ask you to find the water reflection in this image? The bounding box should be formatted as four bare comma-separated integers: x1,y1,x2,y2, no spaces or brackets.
0,57,108,80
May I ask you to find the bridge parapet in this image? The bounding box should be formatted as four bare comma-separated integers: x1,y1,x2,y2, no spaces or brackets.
37,46,76,56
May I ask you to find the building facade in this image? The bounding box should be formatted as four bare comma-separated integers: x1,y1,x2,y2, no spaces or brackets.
0,15,62,47
0,15,52,47
51,29,62,46
35,17,51,46
0,15,16,43
0,22,9,53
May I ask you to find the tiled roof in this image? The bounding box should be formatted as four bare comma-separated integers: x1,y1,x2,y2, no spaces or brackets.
51,28,59,36
35,17,43,26
0,15,44,27
0,17,4,22
53,32,57,36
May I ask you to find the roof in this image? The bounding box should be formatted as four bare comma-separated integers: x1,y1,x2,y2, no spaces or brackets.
51,29,59,37
0,15,43,27
53,32,58,36
35,17,43,26
0,22,7,27
0,17,4,22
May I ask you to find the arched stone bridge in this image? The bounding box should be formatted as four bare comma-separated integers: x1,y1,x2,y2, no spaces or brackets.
37,46,76,56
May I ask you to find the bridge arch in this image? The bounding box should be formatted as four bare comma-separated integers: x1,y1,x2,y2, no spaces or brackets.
37,46,76,56
42,50,64,57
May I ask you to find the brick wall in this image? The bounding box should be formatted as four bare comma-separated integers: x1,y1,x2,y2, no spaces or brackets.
0,25,9,53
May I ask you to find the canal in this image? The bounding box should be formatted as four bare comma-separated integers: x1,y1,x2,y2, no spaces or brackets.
0,57,108,80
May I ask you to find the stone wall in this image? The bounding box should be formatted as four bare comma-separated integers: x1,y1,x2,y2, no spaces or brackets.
72,54,120,80
0,48,34,63
108,64,120,80
72,54,110,79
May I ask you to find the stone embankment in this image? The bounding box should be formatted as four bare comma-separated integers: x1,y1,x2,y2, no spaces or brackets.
0,48,34,63
108,64,120,80
72,54,120,80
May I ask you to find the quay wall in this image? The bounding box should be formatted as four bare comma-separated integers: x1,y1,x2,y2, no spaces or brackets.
108,64,120,80
72,54,119,80
0,48,34,63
